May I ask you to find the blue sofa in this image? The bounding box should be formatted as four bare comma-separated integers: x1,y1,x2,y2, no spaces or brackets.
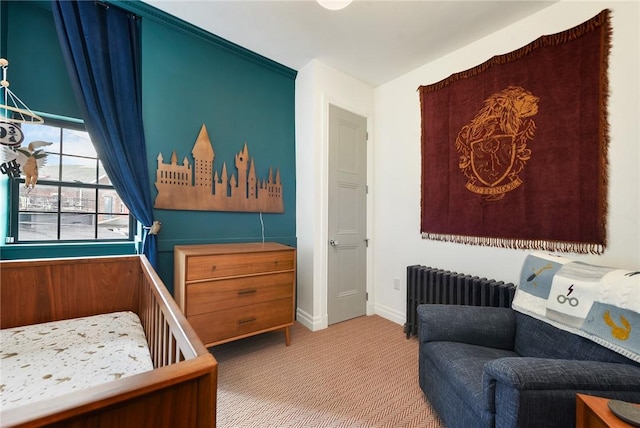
418,304,640,428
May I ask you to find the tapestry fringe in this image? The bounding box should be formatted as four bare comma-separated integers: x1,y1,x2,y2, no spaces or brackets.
598,9,612,252
421,233,605,255
417,9,611,95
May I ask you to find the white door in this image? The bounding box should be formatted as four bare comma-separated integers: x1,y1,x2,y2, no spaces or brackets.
327,104,367,325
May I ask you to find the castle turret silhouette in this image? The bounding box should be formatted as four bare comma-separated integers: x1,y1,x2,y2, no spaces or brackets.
156,151,191,186
248,157,257,199
219,162,228,197
192,125,214,189
234,143,249,199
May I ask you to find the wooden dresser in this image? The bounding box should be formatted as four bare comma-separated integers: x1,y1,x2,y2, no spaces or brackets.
174,242,296,347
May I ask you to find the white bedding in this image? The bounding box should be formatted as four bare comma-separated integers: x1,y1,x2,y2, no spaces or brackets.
1,311,153,411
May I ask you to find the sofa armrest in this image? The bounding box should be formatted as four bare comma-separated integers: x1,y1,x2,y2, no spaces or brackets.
483,357,640,428
484,357,640,391
417,304,515,350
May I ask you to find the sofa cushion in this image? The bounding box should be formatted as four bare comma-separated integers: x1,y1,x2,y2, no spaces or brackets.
418,304,516,350
421,341,519,418
514,312,640,366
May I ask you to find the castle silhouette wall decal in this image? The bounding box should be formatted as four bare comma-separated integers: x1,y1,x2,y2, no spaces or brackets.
154,124,284,213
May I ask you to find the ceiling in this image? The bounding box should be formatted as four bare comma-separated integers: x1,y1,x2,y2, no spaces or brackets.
142,0,557,87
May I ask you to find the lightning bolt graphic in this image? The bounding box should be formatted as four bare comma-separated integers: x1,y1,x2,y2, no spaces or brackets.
567,284,574,296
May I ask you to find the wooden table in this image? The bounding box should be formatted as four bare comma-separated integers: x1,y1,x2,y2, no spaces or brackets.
576,394,637,428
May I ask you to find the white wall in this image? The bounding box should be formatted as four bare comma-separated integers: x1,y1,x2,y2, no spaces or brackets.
373,1,640,325
295,59,375,331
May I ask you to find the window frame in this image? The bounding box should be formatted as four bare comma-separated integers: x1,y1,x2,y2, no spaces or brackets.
6,115,135,244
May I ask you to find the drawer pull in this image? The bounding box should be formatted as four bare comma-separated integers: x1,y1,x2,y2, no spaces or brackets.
211,265,217,271
238,317,257,325
238,288,258,296
274,259,279,265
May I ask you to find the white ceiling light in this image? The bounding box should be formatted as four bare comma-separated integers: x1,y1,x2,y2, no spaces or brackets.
316,0,353,11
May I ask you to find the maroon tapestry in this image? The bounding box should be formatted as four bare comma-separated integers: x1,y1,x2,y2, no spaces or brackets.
419,10,611,254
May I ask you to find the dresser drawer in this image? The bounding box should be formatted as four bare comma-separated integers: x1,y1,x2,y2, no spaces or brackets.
186,250,294,281
186,272,294,315
188,298,293,346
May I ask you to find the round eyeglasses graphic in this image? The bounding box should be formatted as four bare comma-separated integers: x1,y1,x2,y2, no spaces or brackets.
557,295,579,307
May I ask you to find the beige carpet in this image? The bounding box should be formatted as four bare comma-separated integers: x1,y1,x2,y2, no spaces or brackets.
210,315,443,428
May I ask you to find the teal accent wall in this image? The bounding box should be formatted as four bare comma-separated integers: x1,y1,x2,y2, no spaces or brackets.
1,1,297,293
0,176,7,243
1,0,8,56
4,1,81,118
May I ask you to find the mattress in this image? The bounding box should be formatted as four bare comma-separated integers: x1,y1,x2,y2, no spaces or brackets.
1,311,153,411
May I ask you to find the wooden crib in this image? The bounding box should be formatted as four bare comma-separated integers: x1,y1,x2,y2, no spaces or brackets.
0,255,217,427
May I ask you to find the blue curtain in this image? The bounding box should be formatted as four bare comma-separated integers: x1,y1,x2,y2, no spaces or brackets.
51,1,157,268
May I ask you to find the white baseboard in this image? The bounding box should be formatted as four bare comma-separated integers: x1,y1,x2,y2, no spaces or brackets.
374,303,405,326
296,308,328,331
298,306,403,330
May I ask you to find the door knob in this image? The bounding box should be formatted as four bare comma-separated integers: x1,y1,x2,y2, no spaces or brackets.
329,239,338,246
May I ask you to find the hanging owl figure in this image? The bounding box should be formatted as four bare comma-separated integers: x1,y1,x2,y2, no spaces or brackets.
0,140,52,190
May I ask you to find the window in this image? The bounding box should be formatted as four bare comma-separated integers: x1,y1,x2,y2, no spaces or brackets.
8,118,133,242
